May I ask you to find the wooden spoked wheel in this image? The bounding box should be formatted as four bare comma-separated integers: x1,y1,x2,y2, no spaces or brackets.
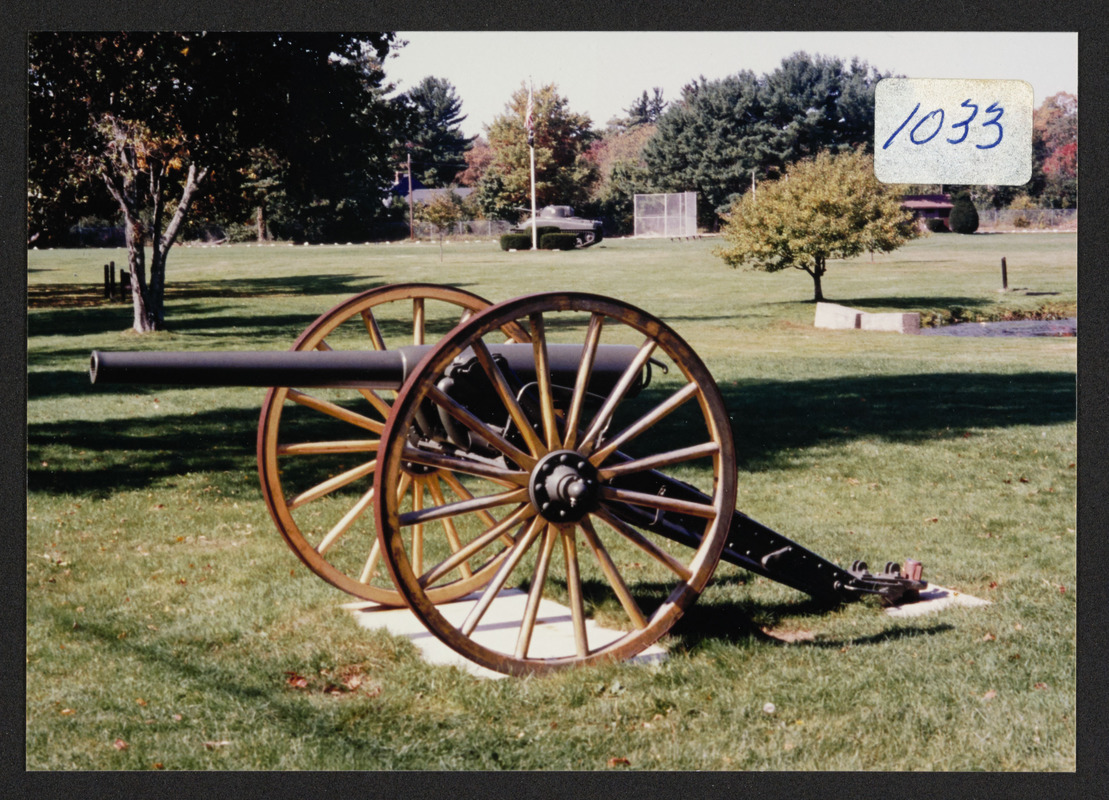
374,292,737,675
258,284,529,605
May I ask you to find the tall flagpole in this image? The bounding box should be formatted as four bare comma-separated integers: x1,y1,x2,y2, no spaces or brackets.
526,80,537,251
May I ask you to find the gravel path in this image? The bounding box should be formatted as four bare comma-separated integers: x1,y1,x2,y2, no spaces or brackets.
918,318,1077,337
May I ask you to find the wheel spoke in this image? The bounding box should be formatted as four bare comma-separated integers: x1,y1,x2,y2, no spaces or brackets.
562,528,589,657
589,382,700,466
437,471,503,531
468,338,546,458
361,309,387,350
426,476,471,579
411,476,425,576
399,445,528,487
579,516,647,629
288,458,377,509
593,506,694,582
599,486,718,519
316,485,374,555
419,503,536,588
426,385,537,469
399,486,530,528
286,389,385,434
529,312,560,451
460,516,545,636
577,338,658,455
515,523,561,658
358,536,382,584
562,312,604,450
314,340,392,418
276,439,378,456
413,297,425,345
597,442,720,480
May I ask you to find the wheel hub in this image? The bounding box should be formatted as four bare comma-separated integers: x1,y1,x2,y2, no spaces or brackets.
529,450,601,523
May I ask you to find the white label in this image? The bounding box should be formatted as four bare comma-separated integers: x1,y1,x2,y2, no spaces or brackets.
874,78,1033,185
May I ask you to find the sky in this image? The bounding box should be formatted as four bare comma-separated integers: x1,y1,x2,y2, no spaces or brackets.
385,31,1078,140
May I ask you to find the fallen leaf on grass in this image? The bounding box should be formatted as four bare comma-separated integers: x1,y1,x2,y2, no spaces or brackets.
60,708,76,716
982,690,997,701
982,633,996,642
285,671,309,689
204,740,231,750
607,756,631,767
1034,682,1049,690
113,739,129,750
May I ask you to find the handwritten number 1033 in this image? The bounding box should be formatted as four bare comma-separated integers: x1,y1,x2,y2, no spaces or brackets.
883,100,1003,150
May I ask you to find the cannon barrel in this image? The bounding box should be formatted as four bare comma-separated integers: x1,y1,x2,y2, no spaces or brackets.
90,343,643,393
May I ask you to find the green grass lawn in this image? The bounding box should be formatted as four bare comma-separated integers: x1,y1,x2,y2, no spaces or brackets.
26,232,1076,770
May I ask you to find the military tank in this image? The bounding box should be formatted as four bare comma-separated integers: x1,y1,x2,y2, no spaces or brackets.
512,205,604,247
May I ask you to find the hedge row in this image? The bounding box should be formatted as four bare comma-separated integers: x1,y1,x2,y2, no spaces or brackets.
499,231,580,251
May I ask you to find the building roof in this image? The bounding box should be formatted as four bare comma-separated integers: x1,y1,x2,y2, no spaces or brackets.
901,194,953,211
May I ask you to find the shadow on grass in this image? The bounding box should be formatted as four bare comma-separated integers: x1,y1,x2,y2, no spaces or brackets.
720,370,1074,470
621,370,1074,472
27,404,261,495
28,369,1076,495
844,296,994,311
670,592,955,650
29,277,490,341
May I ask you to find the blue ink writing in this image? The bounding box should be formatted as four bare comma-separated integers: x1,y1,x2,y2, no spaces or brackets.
883,99,1004,150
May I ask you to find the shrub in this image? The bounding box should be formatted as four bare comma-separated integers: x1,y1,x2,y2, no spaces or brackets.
925,218,948,233
540,233,578,250
1013,215,1031,229
499,233,533,251
948,192,980,234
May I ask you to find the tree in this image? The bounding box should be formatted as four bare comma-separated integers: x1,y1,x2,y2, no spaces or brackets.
28,32,402,332
583,123,657,234
715,149,917,302
1033,92,1077,208
643,52,886,229
948,192,980,234
476,83,598,220
643,71,766,228
457,136,493,187
400,76,474,187
608,88,667,131
415,190,465,260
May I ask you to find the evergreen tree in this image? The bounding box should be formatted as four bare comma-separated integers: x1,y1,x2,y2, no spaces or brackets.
401,76,475,187
642,52,886,229
948,192,980,234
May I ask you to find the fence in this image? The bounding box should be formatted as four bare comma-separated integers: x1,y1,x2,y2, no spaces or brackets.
975,208,1078,231
634,192,698,238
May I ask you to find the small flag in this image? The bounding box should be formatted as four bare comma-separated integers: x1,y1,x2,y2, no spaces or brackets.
524,84,534,145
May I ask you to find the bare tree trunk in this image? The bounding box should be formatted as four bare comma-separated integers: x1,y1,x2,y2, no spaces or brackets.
148,163,209,329
256,202,267,243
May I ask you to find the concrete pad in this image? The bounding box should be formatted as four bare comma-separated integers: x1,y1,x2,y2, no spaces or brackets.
859,311,922,334
884,584,990,618
343,589,667,679
814,302,861,330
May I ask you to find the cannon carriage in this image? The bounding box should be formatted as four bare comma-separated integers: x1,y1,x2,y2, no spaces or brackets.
90,283,925,676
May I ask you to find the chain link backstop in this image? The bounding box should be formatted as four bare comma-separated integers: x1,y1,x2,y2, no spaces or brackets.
634,192,697,238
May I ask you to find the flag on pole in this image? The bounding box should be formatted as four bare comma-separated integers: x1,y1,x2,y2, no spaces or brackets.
524,84,534,145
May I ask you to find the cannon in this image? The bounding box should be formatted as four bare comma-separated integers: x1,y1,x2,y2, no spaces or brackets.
89,283,926,676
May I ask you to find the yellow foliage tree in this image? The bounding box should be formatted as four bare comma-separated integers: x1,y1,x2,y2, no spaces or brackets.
716,149,917,302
